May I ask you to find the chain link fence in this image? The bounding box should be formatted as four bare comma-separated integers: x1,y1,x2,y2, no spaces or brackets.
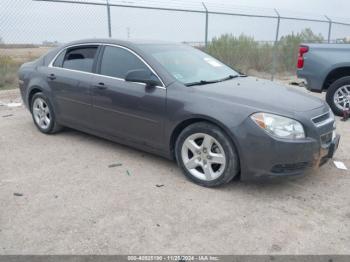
1,0,350,90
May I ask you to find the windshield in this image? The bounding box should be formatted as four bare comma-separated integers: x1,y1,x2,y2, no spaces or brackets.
138,44,239,85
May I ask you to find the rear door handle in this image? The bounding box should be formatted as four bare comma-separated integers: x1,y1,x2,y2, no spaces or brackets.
47,74,56,80
95,82,107,90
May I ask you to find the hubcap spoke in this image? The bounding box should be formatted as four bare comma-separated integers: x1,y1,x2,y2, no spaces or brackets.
185,139,200,153
341,87,348,95
334,85,350,110
39,117,45,127
185,157,200,169
44,116,50,124
38,99,44,110
209,153,225,164
203,164,213,180
202,134,212,150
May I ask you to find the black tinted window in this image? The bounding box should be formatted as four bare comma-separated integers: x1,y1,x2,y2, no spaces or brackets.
100,46,149,79
62,46,97,72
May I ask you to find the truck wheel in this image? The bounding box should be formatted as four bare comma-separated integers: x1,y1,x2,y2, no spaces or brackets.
326,76,350,116
175,122,239,187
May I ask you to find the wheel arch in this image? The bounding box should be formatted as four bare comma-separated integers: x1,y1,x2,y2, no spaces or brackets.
323,66,350,90
27,86,44,111
169,116,242,168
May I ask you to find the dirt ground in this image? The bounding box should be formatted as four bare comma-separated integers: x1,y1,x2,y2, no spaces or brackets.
0,87,349,255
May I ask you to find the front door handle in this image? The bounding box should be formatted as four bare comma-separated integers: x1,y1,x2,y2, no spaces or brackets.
47,73,56,80
95,82,107,90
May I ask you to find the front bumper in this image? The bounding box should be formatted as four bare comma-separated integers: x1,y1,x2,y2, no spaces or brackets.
319,133,340,165
233,116,339,181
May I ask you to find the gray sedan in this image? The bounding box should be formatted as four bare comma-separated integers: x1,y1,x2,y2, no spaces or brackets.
18,39,340,187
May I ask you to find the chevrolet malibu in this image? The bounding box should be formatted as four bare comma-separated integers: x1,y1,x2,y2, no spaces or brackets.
18,39,340,187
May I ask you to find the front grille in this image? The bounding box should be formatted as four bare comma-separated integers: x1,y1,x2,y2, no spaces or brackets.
312,112,330,124
311,110,335,147
311,110,334,127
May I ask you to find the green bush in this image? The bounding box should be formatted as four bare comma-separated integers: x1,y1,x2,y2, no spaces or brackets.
205,34,273,73
204,28,325,77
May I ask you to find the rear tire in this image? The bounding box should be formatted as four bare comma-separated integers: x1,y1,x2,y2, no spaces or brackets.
175,122,239,187
326,76,350,116
31,92,62,134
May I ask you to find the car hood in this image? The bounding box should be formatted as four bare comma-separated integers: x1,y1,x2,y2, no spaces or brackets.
193,76,325,113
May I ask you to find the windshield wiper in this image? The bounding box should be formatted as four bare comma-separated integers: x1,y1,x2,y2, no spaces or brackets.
185,79,219,87
185,74,241,87
217,74,240,82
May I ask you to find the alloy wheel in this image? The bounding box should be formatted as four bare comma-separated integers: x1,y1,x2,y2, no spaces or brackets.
181,133,226,181
333,85,350,111
32,97,51,130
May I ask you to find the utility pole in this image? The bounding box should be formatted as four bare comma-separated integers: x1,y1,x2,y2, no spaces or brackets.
106,0,112,37
126,27,130,39
271,8,281,81
202,2,209,48
325,15,332,43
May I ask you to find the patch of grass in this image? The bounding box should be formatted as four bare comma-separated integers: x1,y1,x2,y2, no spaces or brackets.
0,46,49,91
0,55,20,90
0,84,18,91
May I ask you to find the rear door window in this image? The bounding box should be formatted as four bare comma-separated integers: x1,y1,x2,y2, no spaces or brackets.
61,46,98,73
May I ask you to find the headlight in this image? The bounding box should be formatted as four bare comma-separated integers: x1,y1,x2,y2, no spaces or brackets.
251,112,305,140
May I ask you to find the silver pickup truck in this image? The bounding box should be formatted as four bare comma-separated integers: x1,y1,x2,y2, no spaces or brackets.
297,44,350,116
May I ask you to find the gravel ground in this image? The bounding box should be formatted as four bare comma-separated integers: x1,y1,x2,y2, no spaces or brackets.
0,87,349,255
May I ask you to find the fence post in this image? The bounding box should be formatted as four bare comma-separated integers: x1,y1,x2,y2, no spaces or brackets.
202,2,209,48
271,8,280,81
325,15,332,43
106,0,112,37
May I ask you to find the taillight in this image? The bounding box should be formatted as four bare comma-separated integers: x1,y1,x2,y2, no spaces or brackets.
297,45,309,69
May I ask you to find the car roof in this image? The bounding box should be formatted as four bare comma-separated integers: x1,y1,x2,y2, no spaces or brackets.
61,38,181,48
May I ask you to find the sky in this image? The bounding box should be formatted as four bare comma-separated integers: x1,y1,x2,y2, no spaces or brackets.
214,0,350,18
1,0,350,44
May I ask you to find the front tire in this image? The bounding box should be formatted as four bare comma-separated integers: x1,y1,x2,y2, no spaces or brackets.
326,76,350,116
31,92,62,134
175,122,239,187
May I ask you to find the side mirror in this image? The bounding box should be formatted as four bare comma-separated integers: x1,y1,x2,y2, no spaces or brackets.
125,69,161,87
